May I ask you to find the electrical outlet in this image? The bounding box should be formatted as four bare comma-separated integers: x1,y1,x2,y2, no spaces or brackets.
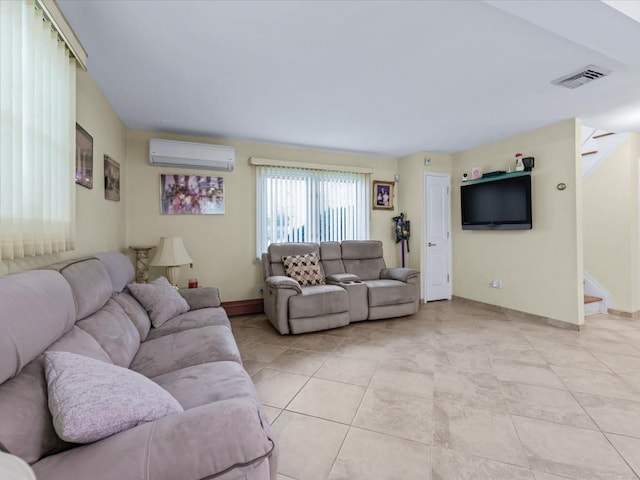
491,279,502,289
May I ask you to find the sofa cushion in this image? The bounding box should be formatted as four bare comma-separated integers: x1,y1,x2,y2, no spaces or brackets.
44,351,183,444
320,241,345,276
153,361,262,411
130,326,241,378
93,252,135,293
178,287,221,310
0,270,75,385
76,299,140,368
145,307,230,341
341,240,387,281
283,252,325,286
0,327,111,464
48,259,114,321
127,276,189,328
289,285,348,319
365,279,416,307
112,292,151,341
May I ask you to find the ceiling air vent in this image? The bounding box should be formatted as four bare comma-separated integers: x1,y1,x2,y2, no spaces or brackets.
551,65,612,89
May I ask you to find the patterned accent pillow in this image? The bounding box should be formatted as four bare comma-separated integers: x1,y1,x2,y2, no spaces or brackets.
282,252,325,286
127,276,189,328
43,351,183,444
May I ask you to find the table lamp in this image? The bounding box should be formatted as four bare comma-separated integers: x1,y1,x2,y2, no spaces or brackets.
150,236,193,288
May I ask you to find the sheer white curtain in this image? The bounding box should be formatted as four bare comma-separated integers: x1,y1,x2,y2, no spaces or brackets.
256,166,370,257
0,0,76,260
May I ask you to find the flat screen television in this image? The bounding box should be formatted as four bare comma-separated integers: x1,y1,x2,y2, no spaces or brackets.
461,174,532,230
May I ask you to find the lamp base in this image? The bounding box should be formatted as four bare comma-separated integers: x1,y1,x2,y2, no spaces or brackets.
165,265,181,289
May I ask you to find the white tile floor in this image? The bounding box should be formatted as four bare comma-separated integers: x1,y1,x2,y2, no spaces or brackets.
231,299,640,480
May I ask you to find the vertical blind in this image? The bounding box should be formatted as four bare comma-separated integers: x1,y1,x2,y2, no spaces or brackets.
0,0,76,260
256,166,369,256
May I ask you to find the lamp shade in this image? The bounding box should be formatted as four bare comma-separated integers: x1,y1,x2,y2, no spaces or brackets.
150,237,193,266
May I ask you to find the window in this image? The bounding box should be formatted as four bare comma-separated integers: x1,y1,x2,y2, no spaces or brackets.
256,166,370,256
0,0,80,260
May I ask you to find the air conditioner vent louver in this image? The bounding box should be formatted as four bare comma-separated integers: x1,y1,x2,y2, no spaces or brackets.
551,65,612,89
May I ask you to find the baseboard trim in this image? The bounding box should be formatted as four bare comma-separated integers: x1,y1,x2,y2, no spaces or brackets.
221,299,264,317
451,295,583,331
607,308,640,319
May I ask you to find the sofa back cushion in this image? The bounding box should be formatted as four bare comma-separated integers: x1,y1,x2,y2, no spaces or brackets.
0,270,75,385
76,299,141,368
112,292,151,341
341,240,387,281
46,259,113,321
266,243,321,277
320,242,345,276
94,252,135,293
0,327,111,464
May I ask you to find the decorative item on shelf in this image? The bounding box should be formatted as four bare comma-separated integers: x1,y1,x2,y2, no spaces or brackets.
471,167,482,180
150,237,193,288
515,153,525,172
522,156,535,171
188,278,198,289
392,213,411,267
129,245,155,283
462,173,469,182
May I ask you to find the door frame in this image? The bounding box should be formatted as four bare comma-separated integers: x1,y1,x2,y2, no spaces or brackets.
423,172,452,302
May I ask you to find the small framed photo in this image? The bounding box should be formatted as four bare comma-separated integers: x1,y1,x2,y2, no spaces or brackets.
75,123,93,189
104,155,120,201
372,180,394,210
160,174,224,215
471,167,482,180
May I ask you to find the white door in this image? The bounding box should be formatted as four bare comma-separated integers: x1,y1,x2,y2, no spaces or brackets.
424,174,452,301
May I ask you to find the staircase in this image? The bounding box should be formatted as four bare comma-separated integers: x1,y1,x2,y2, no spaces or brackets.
584,295,604,316
581,127,628,178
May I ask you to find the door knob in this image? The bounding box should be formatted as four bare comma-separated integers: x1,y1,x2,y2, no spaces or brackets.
428,242,436,247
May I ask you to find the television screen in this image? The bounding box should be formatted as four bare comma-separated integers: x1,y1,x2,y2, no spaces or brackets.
461,175,532,230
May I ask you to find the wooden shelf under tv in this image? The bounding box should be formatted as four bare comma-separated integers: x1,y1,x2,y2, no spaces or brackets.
463,171,531,185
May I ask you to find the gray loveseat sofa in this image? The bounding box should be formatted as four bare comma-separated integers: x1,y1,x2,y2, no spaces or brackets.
262,240,420,334
0,252,276,480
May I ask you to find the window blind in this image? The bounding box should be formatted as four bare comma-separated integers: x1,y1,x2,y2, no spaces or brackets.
256,166,370,257
0,0,76,259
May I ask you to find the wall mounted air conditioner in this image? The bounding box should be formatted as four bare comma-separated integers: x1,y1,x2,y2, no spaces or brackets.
149,138,235,172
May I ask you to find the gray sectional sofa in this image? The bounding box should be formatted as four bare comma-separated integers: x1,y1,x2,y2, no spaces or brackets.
0,252,276,480
262,240,420,334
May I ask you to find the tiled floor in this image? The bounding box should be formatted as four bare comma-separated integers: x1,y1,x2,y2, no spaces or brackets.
230,299,640,480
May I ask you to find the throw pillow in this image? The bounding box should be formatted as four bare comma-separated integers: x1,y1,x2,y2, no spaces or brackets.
282,252,325,286
126,276,189,328
43,351,183,444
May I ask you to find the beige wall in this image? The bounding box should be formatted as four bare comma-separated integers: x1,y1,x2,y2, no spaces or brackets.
0,70,127,275
583,132,640,313
397,152,453,298
125,131,399,301
452,119,584,326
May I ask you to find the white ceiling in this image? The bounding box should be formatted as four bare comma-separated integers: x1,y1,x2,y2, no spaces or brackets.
58,0,640,157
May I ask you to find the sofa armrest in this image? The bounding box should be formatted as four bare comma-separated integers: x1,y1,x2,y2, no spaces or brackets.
178,287,221,310
326,273,361,284
265,275,302,294
32,398,275,480
381,268,420,282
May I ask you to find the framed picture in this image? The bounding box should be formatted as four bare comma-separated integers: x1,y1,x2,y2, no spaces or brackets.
75,123,93,189
104,155,120,201
373,180,394,210
160,174,224,215
471,167,482,180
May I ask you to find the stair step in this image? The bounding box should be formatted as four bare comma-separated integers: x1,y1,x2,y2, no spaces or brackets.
585,295,602,304
593,132,615,139
582,150,598,157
